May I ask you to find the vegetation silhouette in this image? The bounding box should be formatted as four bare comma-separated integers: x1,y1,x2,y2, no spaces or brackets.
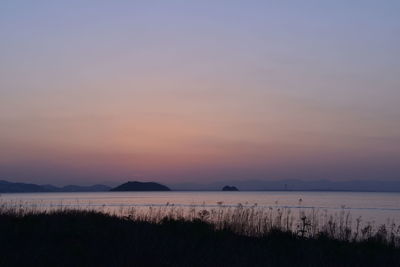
0,204,399,266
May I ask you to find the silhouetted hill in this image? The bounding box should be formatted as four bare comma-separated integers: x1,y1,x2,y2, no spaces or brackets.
0,180,48,193
222,185,239,191
60,184,111,192
41,184,60,191
0,180,111,193
110,181,171,191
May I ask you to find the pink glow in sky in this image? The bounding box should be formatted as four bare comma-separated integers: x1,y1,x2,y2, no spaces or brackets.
1,1,399,185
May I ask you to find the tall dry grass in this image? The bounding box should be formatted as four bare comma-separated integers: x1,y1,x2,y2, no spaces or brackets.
1,199,399,246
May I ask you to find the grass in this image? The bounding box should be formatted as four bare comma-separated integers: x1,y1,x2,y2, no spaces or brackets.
1,203,400,266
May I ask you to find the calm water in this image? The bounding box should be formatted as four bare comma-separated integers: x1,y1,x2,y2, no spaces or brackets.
1,191,400,224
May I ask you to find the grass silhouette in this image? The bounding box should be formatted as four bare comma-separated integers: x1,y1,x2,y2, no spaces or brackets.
0,203,399,266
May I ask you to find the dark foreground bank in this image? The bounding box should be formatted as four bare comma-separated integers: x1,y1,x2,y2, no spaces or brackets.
0,210,399,267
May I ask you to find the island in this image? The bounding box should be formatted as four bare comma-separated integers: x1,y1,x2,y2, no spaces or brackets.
222,185,239,191
110,181,171,191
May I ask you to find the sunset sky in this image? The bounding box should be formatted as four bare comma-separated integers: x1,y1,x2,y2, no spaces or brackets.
1,1,399,185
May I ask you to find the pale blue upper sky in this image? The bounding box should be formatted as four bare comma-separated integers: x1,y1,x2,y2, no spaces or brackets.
1,1,399,185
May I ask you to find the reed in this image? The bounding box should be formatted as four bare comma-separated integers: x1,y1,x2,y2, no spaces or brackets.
1,200,399,246
1,202,399,266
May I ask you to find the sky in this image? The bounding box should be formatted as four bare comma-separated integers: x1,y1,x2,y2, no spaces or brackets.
1,1,399,185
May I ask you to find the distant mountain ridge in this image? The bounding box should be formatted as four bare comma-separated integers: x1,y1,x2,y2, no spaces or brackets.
168,179,400,192
2,179,400,193
0,180,45,193
0,180,111,193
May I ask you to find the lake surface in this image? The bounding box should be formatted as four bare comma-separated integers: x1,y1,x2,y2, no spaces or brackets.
1,191,400,225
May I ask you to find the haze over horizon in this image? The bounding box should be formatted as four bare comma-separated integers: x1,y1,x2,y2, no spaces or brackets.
1,1,400,186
